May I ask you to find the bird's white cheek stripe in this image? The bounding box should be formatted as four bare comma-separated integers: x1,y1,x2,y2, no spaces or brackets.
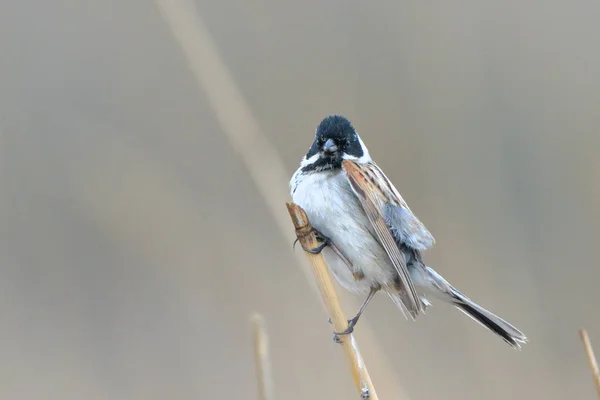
300,153,320,167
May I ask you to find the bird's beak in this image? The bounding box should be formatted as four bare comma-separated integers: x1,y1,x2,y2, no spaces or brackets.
323,138,338,154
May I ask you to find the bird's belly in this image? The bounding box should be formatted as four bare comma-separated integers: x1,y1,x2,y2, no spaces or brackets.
320,227,396,294
292,172,397,294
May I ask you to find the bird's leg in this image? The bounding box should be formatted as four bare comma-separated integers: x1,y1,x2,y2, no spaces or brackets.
329,241,364,280
294,228,363,280
332,287,379,337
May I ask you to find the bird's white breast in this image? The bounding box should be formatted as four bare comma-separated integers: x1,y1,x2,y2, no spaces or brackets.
290,169,397,294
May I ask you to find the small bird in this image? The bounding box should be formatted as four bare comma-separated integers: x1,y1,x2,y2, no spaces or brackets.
290,115,527,348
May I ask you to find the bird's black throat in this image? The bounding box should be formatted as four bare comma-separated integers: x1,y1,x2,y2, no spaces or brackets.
301,154,342,173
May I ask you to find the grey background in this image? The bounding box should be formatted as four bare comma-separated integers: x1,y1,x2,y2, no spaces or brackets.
1,1,599,399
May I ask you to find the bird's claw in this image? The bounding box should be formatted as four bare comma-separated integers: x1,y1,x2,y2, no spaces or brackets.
292,228,331,254
327,316,359,337
361,387,371,399
333,316,359,336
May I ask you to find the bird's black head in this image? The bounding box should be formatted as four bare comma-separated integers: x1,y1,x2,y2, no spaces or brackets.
301,115,366,173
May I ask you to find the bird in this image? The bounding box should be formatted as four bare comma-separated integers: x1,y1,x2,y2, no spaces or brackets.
289,114,527,349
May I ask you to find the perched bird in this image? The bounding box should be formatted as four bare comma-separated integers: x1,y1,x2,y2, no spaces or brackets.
289,114,527,348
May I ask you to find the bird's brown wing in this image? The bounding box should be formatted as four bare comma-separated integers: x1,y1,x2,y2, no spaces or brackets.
342,159,432,318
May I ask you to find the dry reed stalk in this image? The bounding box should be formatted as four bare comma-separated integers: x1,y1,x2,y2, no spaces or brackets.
580,329,600,399
287,202,378,400
250,313,274,400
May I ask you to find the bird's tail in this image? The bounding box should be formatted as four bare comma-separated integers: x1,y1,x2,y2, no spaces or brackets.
424,266,528,349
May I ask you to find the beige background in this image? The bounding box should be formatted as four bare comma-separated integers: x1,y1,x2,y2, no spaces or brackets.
1,1,600,399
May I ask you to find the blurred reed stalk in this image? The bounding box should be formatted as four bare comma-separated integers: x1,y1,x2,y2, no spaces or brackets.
250,313,275,400
579,329,600,398
287,202,378,400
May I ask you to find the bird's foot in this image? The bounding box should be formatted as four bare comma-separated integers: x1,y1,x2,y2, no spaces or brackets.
333,315,359,336
327,315,360,336
292,228,331,254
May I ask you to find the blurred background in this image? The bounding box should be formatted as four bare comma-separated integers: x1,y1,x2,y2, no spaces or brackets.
1,0,600,399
